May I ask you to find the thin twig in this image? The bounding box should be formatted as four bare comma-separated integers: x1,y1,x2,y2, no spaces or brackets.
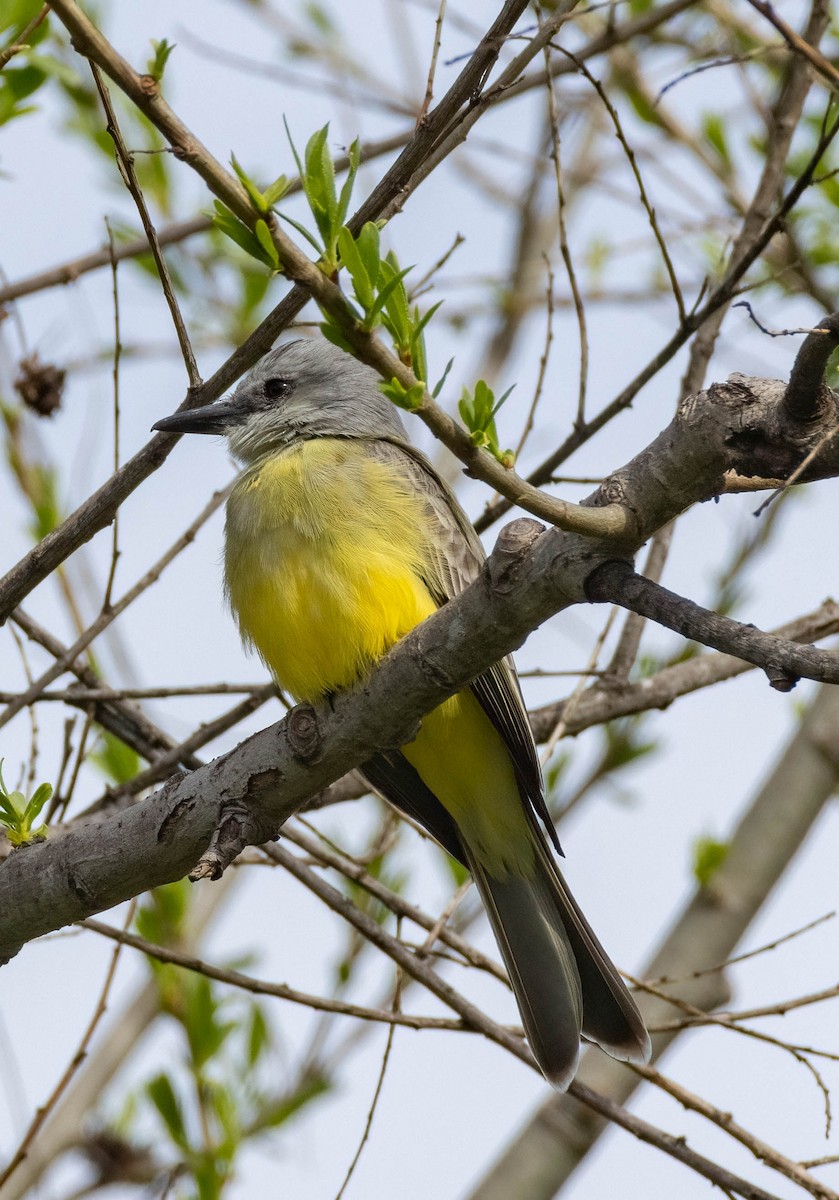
552,43,686,323
648,912,836,986
80,916,465,1031
0,3,49,70
334,933,402,1200
0,899,136,1189
103,218,122,612
90,63,201,389
540,607,617,764
539,14,589,425
0,485,233,731
417,0,447,124
631,1062,839,1200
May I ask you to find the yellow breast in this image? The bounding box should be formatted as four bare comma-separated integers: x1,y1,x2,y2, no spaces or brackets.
224,438,436,701
224,436,532,876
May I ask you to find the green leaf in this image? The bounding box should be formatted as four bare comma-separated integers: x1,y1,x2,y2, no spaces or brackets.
147,1073,189,1150
702,112,732,174
263,173,290,207
246,1006,271,1067
378,253,412,346
254,219,280,269
91,729,140,785
0,759,50,846
277,208,324,256
355,221,382,288
379,378,425,411
184,976,230,1067
135,881,191,946
0,0,44,37
231,152,270,214
410,299,442,383
337,226,374,311
0,64,47,127
303,123,337,241
432,357,454,399
146,38,176,83
444,854,470,887
319,322,355,354
212,201,277,269
283,114,305,179
259,1073,330,1129
693,836,730,888
458,379,516,463
335,137,360,227
369,261,413,331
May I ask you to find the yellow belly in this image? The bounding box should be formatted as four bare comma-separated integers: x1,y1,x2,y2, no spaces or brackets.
224,438,533,875
225,439,436,699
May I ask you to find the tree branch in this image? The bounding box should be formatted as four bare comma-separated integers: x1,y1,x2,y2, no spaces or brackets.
585,560,839,691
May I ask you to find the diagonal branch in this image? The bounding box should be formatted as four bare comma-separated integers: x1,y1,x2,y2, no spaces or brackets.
585,560,839,691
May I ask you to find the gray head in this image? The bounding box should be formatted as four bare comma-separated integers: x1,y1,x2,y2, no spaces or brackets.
152,339,409,464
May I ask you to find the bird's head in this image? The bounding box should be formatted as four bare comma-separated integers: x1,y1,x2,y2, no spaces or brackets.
152,339,408,463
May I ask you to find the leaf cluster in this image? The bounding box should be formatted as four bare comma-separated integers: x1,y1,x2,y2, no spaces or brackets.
0,758,51,846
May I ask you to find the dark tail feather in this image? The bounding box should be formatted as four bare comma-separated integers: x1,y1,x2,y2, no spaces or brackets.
467,850,584,1089
542,845,650,1065
466,834,650,1088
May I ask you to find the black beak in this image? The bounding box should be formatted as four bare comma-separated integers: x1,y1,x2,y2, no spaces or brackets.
152,397,247,436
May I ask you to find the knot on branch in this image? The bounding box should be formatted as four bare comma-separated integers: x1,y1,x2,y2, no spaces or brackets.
764,662,799,693
487,518,544,593
287,703,322,763
783,312,839,423
189,800,277,881
598,476,628,507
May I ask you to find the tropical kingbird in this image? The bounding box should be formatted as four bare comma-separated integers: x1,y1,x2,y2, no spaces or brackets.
153,338,650,1087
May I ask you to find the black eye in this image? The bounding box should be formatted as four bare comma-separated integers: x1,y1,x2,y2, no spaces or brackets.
263,377,290,400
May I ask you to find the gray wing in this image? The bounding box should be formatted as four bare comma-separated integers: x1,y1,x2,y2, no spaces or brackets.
365,437,559,852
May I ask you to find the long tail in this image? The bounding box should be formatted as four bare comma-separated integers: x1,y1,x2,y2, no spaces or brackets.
465,831,650,1089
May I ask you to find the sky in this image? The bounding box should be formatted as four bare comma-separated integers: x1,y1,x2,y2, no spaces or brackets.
2,2,839,1199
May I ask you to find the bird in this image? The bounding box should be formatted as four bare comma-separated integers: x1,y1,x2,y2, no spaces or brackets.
153,337,650,1088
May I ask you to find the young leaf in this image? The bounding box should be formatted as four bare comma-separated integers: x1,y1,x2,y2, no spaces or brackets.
212,201,277,269
231,153,270,214
355,221,382,289
693,836,730,888
337,225,374,311
0,759,50,846
335,136,360,227
303,123,337,243
319,322,355,354
147,1074,189,1151
432,357,455,399
379,378,425,411
146,38,176,83
263,173,290,207
254,219,280,270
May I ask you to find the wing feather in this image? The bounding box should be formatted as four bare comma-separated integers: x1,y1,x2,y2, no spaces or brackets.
365,438,559,851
